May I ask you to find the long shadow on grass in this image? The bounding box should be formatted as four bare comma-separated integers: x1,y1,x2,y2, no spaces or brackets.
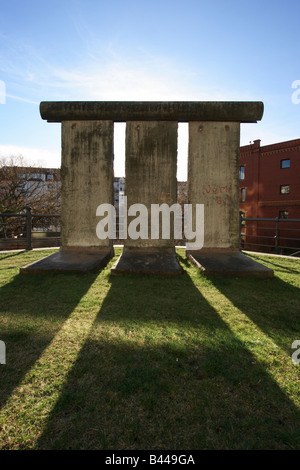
208,255,300,356
37,269,300,450
0,251,26,261
0,271,97,410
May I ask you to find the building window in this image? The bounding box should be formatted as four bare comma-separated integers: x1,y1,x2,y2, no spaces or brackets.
30,173,45,181
241,188,246,202
280,185,290,195
239,166,245,180
279,210,288,219
240,210,246,225
281,159,290,169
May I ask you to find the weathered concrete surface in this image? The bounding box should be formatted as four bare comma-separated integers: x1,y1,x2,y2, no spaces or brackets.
111,251,183,276
187,121,274,277
112,120,182,275
61,120,114,250
187,251,274,278
188,121,240,251
21,120,114,274
20,249,112,274
40,101,264,123
125,121,178,250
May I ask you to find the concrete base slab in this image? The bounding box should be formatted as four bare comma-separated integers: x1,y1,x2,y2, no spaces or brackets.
187,251,274,278
20,249,113,274
111,251,183,276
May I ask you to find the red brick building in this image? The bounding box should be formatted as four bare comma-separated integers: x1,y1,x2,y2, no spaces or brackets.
239,138,300,254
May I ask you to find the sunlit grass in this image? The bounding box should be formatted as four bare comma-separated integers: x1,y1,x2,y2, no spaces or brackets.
0,248,299,449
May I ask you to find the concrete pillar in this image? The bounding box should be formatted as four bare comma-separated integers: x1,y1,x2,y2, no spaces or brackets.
111,121,182,275
188,121,240,251
125,121,178,250
187,121,273,277
61,120,114,251
21,120,114,273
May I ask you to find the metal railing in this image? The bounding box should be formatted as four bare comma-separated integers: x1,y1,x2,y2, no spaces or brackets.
0,206,60,251
240,216,300,256
1,210,299,256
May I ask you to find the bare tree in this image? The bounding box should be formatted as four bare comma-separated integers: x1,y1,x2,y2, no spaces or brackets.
0,155,60,237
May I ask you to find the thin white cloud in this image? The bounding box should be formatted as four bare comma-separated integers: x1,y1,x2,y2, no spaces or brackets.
26,60,200,101
6,94,39,105
0,29,261,103
0,38,267,180
0,144,61,168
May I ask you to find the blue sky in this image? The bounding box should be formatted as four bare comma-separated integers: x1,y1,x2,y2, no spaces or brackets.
0,0,299,179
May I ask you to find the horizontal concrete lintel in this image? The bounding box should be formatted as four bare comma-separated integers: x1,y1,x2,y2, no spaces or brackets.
40,101,264,123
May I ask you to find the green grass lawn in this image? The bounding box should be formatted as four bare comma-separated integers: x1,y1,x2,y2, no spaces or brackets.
0,248,299,450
